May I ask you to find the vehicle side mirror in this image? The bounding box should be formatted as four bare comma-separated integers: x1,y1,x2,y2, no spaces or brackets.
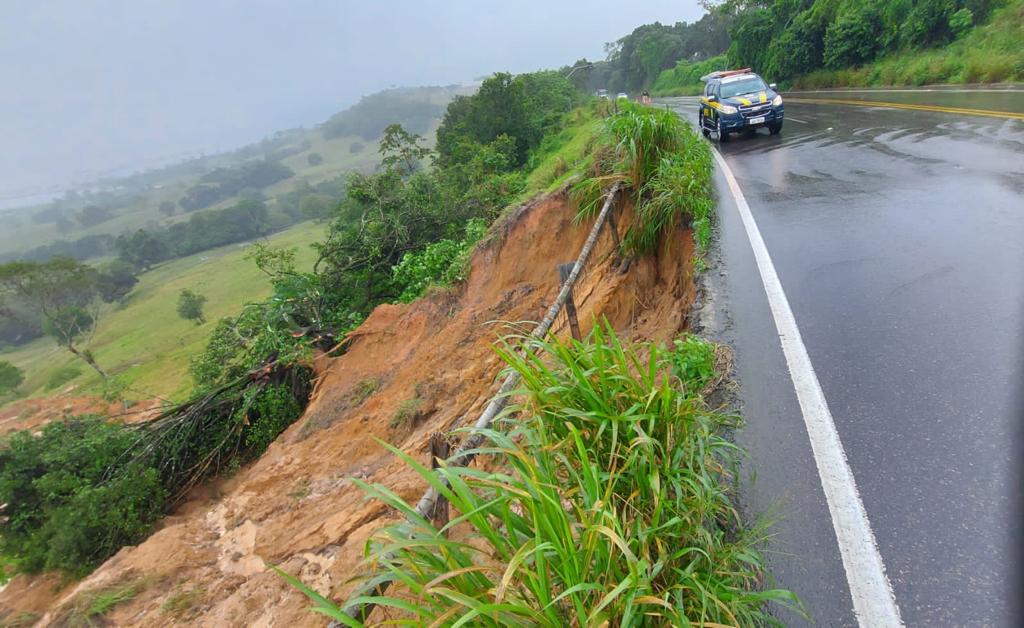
769,83,777,90
707,95,717,102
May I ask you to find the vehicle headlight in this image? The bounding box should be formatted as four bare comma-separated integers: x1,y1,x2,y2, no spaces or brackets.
772,94,783,106
720,105,738,114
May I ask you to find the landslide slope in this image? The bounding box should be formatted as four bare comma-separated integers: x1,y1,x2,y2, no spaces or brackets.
3,189,697,627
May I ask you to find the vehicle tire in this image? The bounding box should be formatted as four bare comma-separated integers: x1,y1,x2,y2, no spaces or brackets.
769,121,783,135
700,114,710,137
717,119,729,142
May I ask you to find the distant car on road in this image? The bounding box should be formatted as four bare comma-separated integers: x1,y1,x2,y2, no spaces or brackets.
616,92,629,100
596,88,609,99
698,68,783,142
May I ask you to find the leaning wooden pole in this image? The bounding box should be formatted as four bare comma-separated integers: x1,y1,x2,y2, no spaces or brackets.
338,182,621,624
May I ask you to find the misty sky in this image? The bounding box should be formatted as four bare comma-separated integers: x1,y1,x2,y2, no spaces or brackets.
0,1,704,201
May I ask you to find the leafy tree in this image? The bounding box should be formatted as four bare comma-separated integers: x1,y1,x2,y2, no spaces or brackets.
96,260,138,303
1,234,115,264
766,10,825,79
949,7,974,38
115,229,169,270
0,258,106,378
0,361,23,393
306,152,324,166
176,289,207,325
379,124,432,174
299,194,333,220
436,71,580,168
727,8,775,72
77,204,113,227
901,0,956,48
824,5,882,69
179,160,293,211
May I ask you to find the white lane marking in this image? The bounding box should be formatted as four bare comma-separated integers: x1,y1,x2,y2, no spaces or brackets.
712,150,904,627
791,88,1024,94
786,116,809,124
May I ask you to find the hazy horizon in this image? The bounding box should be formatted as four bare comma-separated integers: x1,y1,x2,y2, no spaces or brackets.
0,1,704,205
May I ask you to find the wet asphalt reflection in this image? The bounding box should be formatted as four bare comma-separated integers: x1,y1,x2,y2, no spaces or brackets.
663,91,1023,626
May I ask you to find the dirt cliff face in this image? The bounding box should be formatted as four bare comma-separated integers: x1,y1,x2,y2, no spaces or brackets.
1,191,696,627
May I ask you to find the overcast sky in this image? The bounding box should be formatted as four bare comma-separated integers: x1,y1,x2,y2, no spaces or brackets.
0,1,704,201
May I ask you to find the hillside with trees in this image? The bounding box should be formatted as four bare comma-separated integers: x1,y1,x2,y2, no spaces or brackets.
0,85,472,267
567,0,1023,97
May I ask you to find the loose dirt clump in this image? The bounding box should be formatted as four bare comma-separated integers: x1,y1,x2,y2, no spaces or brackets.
0,190,697,627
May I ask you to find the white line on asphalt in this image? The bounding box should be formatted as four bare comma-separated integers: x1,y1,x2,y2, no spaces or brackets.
791,88,1024,94
712,149,904,627
786,116,809,124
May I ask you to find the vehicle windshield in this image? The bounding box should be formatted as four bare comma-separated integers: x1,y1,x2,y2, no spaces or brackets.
720,76,768,98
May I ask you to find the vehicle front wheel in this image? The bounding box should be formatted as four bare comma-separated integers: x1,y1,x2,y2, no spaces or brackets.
700,114,710,137
717,119,729,142
769,121,783,135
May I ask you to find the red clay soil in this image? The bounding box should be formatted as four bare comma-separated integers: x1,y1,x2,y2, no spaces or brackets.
0,190,697,627
0,394,164,437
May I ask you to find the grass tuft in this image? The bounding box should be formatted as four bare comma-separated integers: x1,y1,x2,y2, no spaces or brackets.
161,584,205,619
572,103,714,259
59,579,143,627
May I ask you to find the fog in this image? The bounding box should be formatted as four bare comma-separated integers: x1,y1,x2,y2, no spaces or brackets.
0,0,703,203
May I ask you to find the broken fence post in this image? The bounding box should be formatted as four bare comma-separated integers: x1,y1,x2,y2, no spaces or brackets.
557,262,582,341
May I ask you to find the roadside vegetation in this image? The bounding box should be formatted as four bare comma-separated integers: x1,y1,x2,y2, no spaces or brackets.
277,105,794,625
727,0,1022,88
793,0,1024,87
574,0,1021,100
284,325,799,625
652,54,729,96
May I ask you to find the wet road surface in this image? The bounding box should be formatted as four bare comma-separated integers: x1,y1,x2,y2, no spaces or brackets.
663,91,1024,626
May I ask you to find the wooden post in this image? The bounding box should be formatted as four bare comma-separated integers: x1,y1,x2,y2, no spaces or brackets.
605,205,621,253
557,263,582,341
427,433,450,535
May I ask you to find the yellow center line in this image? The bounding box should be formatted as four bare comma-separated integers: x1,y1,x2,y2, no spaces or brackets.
785,97,1024,121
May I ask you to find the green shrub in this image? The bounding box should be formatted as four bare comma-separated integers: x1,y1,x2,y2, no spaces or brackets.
670,334,717,394
391,218,488,302
0,418,166,577
240,384,304,454
949,8,975,38
901,0,956,48
0,361,23,393
824,5,882,69
45,363,83,390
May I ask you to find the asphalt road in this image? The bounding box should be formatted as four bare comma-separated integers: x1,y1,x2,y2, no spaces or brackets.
663,89,1024,626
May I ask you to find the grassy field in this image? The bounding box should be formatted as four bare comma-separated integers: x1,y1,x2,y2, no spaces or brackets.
0,221,325,404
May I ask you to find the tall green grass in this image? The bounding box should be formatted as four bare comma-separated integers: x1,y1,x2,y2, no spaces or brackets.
573,104,713,257
281,324,801,625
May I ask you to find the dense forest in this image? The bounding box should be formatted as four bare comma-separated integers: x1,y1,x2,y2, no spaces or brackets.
566,0,1022,95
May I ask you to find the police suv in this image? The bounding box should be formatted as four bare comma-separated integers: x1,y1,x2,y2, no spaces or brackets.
699,68,783,142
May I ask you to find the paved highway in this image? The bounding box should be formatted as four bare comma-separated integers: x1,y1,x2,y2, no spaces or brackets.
663,89,1023,626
